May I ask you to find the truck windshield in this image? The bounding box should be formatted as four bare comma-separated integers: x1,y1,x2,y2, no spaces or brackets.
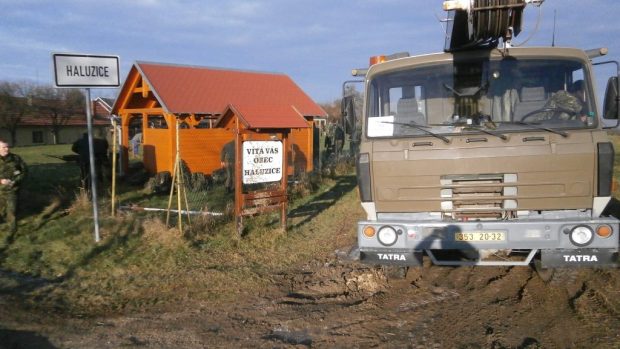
366,57,596,138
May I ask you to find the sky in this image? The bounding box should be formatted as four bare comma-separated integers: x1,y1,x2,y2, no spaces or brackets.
1,0,619,104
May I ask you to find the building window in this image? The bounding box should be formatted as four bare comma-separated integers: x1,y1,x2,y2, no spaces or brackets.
32,131,43,144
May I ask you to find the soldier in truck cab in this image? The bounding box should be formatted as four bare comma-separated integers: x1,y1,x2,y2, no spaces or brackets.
543,84,586,122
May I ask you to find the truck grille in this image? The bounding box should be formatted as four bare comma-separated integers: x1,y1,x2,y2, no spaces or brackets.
440,174,517,220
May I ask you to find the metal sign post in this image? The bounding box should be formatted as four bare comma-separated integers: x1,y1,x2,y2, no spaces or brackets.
52,52,120,243
84,88,100,242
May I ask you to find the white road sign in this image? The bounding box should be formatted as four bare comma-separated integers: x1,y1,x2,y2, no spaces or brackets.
242,141,283,184
53,53,120,88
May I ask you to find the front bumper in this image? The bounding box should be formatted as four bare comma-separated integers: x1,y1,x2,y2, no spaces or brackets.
357,216,620,267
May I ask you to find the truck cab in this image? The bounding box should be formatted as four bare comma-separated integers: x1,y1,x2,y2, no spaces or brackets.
353,47,620,267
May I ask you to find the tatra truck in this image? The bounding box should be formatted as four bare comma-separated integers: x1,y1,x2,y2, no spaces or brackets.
345,0,620,267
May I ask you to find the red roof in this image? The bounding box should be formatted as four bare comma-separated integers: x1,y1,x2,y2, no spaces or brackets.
222,104,309,129
115,62,327,118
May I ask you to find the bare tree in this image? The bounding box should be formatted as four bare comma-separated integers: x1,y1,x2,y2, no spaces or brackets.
32,86,84,144
0,81,36,146
319,100,341,122
319,85,363,123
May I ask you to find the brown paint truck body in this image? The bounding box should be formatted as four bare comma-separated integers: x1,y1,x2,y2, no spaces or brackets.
356,47,619,267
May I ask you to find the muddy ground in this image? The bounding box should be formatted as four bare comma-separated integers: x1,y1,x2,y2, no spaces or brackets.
1,249,619,349
1,175,619,348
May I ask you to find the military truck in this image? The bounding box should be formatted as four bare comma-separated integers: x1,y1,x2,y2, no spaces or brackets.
345,0,620,267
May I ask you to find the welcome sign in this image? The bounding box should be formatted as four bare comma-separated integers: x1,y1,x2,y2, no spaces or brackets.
52,53,120,88
242,141,283,184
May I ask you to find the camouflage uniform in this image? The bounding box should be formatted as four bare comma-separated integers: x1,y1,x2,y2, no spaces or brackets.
543,91,584,120
333,124,345,156
0,152,27,233
520,90,585,123
324,123,345,161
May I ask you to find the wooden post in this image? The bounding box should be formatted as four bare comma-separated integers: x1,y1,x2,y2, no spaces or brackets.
175,117,182,232
280,131,288,231
234,128,243,236
111,116,117,217
165,153,179,227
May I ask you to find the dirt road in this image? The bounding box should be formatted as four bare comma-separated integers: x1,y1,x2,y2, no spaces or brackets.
1,250,619,348
1,175,619,348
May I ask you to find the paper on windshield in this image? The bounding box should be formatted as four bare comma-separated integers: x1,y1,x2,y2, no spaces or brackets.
368,116,395,137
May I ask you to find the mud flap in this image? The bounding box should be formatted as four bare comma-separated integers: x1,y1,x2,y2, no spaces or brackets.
540,249,618,268
359,249,423,266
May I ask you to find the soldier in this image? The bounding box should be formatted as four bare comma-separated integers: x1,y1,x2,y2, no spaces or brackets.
323,122,335,166
324,121,345,160
0,139,27,234
333,123,345,156
544,90,584,121
72,133,109,191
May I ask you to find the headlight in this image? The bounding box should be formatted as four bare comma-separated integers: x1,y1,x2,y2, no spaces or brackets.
377,226,398,246
569,225,594,247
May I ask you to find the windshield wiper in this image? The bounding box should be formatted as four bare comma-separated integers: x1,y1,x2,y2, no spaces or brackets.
464,126,508,140
381,121,451,143
497,121,568,138
432,118,508,141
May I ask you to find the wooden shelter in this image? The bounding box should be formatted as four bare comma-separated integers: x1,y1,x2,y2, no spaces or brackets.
111,61,326,177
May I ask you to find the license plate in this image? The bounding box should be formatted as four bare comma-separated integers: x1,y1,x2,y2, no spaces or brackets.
455,231,506,242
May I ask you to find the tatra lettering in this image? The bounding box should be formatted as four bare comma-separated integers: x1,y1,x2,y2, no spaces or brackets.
562,255,598,262
377,253,406,261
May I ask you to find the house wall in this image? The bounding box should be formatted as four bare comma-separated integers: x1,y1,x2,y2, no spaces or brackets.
142,127,172,174
122,112,235,176
178,128,233,174
0,126,108,147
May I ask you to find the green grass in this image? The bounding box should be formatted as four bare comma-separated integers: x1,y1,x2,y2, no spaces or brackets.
0,143,361,316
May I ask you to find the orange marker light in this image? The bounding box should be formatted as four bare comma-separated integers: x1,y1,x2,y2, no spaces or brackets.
369,55,386,66
363,226,376,238
596,224,613,238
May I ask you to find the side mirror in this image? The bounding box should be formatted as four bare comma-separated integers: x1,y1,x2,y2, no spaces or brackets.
603,76,619,120
340,95,356,135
